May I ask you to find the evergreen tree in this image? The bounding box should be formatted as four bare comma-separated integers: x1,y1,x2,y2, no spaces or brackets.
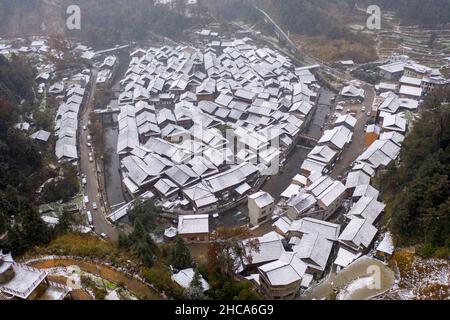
121,219,157,267
379,92,450,257
186,268,205,300
55,210,75,235
0,213,6,234
170,236,192,270
20,202,52,248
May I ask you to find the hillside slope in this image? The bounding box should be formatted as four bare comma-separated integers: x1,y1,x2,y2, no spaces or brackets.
378,89,450,258
0,0,196,47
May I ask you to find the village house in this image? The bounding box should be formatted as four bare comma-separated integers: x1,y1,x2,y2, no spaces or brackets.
177,214,210,242
375,232,395,262
248,191,275,227
338,218,378,253
287,217,341,278
171,268,210,292
258,252,309,299
241,231,286,273
305,175,346,220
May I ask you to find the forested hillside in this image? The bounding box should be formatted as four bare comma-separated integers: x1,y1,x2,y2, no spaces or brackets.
0,55,53,254
0,0,198,47
379,89,450,258
260,0,357,39
375,0,450,26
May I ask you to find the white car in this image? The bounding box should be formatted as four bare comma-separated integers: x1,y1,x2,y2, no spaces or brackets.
87,135,92,142
84,195,89,205
100,233,108,239
92,202,98,210
87,142,92,147
361,106,366,112
86,211,93,225
82,177,87,185
83,125,87,131
89,157,94,163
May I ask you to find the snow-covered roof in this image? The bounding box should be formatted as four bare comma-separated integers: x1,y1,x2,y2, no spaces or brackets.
376,232,394,255
248,191,274,208
258,252,307,286
242,231,285,267
171,268,210,292
178,214,209,235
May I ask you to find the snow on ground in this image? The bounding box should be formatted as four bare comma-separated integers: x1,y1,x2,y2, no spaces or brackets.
336,276,374,300
383,251,450,300
105,290,120,300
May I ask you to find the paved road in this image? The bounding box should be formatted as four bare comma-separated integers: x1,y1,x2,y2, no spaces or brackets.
331,84,375,179
254,6,296,51
79,70,118,241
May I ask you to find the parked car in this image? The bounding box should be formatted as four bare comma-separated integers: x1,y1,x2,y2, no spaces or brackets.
92,202,98,210
83,125,87,131
100,233,108,239
82,177,87,185
89,157,94,163
84,195,89,204
86,211,93,225
87,142,92,147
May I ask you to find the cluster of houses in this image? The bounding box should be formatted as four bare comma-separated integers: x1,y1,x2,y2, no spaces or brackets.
376,55,450,99
54,80,90,161
159,86,403,299
0,37,94,163
109,39,321,221
225,60,423,300
97,55,118,87
236,129,402,298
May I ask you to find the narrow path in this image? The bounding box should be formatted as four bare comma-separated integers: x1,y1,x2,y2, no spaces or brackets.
29,258,161,300
79,70,118,240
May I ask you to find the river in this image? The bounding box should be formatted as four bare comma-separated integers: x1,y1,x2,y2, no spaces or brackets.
104,125,126,208
261,87,336,202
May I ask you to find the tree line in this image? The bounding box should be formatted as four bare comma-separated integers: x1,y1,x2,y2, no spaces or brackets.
378,88,450,258
0,54,78,255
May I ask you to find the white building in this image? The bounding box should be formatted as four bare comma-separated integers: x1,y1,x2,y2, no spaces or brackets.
248,191,275,227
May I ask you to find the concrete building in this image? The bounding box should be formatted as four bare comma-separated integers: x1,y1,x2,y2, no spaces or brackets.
248,191,275,227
